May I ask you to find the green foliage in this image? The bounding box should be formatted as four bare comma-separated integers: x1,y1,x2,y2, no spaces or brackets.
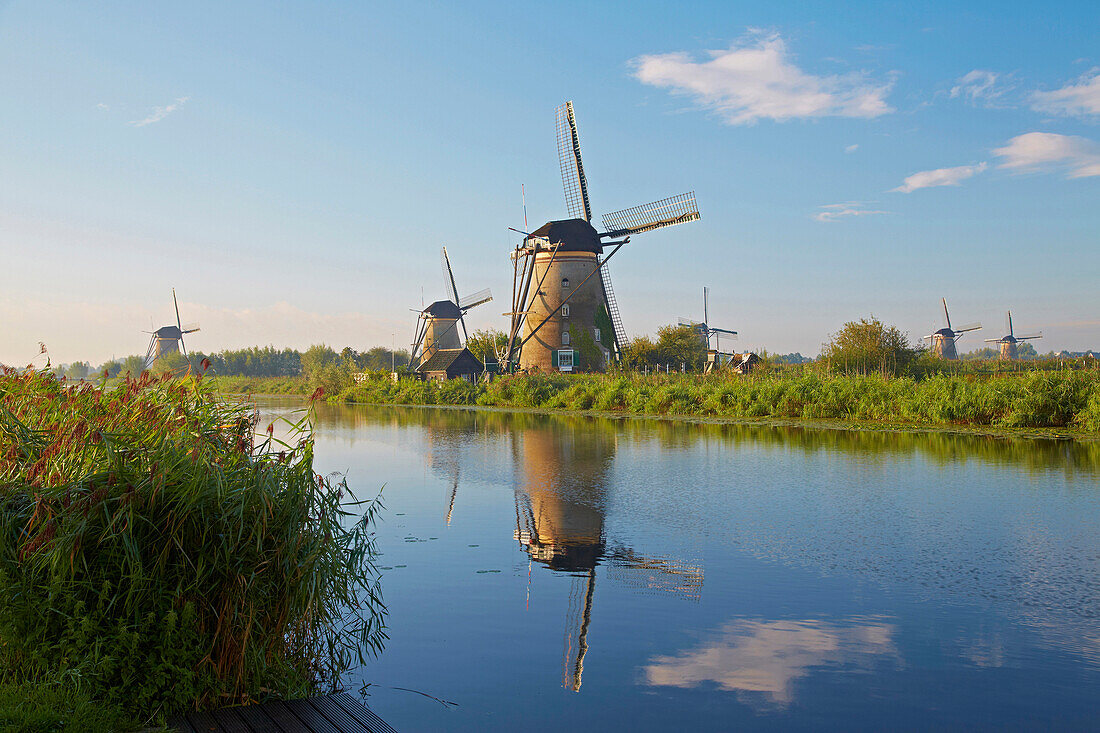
655,324,708,370
337,369,1100,432
821,317,920,376
0,679,139,732
0,369,386,723
466,329,508,364
119,355,147,379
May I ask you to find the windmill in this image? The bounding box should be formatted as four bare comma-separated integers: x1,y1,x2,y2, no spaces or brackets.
679,287,738,351
504,101,701,374
985,311,1041,360
143,288,200,369
923,298,981,360
409,247,493,368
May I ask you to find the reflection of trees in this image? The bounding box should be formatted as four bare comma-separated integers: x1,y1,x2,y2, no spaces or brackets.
305,401,1100,482
623,419,1100,479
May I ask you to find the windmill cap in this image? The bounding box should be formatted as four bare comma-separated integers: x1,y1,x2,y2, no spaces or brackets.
424,300,463,318
155,326,183,338
530,219,602,253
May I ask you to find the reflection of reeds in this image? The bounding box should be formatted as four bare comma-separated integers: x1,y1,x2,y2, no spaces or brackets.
322,403,1100,479
340,371,1100,432
0,369,385,721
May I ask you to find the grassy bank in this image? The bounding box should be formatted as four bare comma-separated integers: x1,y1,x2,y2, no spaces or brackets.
0,369,385,730
338,371,1100,432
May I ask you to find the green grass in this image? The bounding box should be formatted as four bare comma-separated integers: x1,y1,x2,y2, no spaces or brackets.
338,369,1100,433
0,368,386,726
0,680,141,733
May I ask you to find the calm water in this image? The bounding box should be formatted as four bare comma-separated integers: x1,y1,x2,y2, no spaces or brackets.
257,399,1100,731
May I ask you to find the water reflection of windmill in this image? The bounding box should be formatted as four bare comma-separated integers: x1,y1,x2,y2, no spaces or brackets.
511,417,703,692
923,298,981,360
143,288,200,369
985,311,1041,360
410,247,493,375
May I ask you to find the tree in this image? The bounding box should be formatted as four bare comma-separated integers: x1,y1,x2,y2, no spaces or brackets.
63,361,91,380
119,355,147,378
620,335,657,369
152,351,190,376
655,324,708,371
821,317,919,377
466,329,508,364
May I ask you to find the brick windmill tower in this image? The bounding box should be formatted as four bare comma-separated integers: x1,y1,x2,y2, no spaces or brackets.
985,311,1042,360
923,298,981,360
142,288,200,369
504,101,701,373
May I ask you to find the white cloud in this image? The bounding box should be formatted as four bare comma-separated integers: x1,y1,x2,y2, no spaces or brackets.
129,96,190,127
992,132,1100,178
96,102,110,111
814,202,888,222
950,70,1008,104
892,162,987,193
845,143,859,153
1031,69,1100,117
632,32,894,125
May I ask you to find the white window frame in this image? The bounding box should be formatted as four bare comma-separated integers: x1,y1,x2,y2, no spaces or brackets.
561,331,570,346
561,278,570,290
561,304,570,317
558,349,574,372
594,327,601,342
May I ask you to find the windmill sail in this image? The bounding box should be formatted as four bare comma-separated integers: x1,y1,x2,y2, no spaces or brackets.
441,246,468,342
601,192,700,238
556,101,591,222
458,288,493,309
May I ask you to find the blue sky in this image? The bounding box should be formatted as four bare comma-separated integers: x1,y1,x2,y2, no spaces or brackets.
1,0,1097,365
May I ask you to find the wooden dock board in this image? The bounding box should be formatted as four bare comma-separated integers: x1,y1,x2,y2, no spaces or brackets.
171,693,395,733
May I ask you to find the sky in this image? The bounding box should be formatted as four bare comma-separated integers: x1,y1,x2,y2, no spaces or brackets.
1,0,1098,366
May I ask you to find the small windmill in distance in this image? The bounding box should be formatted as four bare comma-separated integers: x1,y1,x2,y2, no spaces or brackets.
923,298,981,360
409,246,493,368
985,311,1042,360
679,287,738,352
143,288,200,370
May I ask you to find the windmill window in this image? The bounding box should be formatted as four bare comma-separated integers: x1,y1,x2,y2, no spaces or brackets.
561,304,570,317
562,331,570,346
594,328,601,342
561,278,570,290
557,350,574,371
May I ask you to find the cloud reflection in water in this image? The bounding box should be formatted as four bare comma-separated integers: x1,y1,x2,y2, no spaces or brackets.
644,616,898,706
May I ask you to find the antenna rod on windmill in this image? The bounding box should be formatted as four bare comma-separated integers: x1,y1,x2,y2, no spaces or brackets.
522,183,528,232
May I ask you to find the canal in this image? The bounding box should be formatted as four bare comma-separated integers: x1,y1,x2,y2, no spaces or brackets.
258,399,1100,731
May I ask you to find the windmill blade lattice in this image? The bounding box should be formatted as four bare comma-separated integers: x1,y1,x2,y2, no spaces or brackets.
601,192,700,238
556,101,591,222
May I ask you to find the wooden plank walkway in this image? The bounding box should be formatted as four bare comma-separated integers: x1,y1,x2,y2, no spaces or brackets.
171,692,397,733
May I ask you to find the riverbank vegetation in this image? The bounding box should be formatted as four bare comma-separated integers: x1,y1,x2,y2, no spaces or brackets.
337,318,1100,432
338,368,1100,432
0,369,386,730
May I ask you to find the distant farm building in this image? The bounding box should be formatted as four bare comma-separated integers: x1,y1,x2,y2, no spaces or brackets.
417,347,483,382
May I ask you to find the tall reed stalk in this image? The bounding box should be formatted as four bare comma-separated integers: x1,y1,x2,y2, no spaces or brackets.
0,368,386,722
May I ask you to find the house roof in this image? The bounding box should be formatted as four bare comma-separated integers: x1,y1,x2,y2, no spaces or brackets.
416,347,482,373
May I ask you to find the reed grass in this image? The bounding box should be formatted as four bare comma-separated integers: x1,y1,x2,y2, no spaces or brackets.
0,368,386,725
339,370,1100,431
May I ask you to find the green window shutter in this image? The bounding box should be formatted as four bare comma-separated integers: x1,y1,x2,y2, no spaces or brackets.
552,349,559,368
